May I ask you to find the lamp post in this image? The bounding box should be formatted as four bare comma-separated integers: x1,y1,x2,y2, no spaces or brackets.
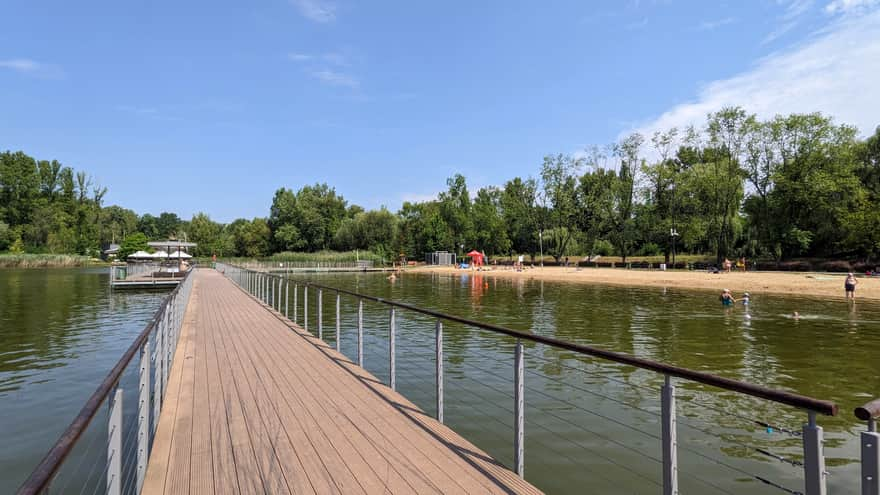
539,230,544,268
670,228,679,268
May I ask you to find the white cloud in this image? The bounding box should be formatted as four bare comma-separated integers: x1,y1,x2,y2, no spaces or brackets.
290,0,336,23
309,69,359,88
0,58,63,78
825,0,880,14
698,17,736,31
287,53,312,62
630,10,880,142
763,0,814,44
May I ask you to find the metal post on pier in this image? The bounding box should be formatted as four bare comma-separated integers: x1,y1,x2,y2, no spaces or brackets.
153,322,163,433
389,308,396,391
514,339,524,478
285,281,289,318
163,303,171,393
137,341,150,492
293,284,298,324
108,387,123,495
803,412,827,495
318,289,323,340
862,420,880,495
277,278,282,310
304,286,309,332
661,375,679,495
436,320,444,423
336,292,341,352
357,299,363,367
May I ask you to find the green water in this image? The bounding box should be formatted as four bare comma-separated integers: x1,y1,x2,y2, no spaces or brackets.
3,268,878,493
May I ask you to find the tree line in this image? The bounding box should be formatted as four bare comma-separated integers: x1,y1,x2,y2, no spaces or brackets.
2,107,879,263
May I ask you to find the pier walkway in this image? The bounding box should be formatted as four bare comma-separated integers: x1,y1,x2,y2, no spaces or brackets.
142,269,540,494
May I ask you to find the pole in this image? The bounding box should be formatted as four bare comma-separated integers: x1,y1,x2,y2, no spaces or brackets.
107,388,123,495
662,375,679,495
514,340,524,477
335,292,341,352
539,230,544,268
137,342,150,492
436,320,444,423
804,412,828,495
389,308,396,391
357,299,364,367
318,289,323,340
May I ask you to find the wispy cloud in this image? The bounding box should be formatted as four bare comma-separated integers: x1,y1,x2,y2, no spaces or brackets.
630,10,880,143
0,58,63,78
290,0,336,23
763,0,815,44
825,0,880,14
287,51,348,65
625,17,649,30
116,105,159,116
309,69,359,88
697,16,736,31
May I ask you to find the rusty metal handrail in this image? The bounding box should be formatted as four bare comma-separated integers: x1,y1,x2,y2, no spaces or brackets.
856,399,880,422
17,268,194,495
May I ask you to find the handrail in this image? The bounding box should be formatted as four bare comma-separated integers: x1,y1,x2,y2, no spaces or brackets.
856,398,880,421
17,268,194,495
295,277,837,416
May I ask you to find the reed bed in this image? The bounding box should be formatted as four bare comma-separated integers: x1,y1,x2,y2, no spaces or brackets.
0,254,99,268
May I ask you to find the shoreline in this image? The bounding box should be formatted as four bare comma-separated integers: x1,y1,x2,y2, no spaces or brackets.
408,265,880,301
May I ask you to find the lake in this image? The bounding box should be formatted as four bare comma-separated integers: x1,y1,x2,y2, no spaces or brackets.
2,268,878,493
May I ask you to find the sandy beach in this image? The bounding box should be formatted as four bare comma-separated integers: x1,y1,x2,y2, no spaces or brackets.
409,265,880,301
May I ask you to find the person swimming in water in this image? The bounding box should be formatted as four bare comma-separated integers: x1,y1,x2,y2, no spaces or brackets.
741,292,750,305
720,288,736,306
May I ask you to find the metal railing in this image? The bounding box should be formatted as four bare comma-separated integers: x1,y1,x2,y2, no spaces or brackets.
856,399,880,495
217,263,845,495
18,268,195,495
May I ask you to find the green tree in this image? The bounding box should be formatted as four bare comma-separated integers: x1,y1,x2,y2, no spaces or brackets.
438,174,473,253
500,177,539,256
539,154,581,261
471,187,511,255
117,232,149,260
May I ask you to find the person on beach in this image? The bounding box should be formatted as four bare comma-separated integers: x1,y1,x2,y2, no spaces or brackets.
720,288,736,306
723,258,732,273
845,272,858,300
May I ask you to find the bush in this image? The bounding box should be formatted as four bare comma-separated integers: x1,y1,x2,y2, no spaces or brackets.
592,239,614,256
777,261,812,271
818,261,852,273
637,242,662,257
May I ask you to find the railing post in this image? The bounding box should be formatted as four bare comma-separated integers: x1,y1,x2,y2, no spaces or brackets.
285,281,289,318
661,375,679,495
357,299,364,367
804,412,828,495
436,320,444,423
107,387,122,495
137,341,150,492
514,339,524,478
318,288,323,340
294,284,298,324
862,419,880,495
163,303,171,393
153,328,162,434
389,308,396,391
336,292,341,352
157,311,165,401
304,286,309,332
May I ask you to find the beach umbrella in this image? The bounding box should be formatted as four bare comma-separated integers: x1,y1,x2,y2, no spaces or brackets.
151,250,169,259
466,250,484,265
169,250,192,259
127,250,152,259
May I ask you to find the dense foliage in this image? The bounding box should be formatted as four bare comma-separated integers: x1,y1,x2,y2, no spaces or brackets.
3,107,879,263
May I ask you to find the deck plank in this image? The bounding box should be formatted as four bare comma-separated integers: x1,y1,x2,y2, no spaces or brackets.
143,269,542,495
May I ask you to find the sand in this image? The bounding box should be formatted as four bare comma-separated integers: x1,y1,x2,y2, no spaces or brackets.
409,265,880,301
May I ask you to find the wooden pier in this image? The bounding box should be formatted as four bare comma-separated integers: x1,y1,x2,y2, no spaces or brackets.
142,269,540,494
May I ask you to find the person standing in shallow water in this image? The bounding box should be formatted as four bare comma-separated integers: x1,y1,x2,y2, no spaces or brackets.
845,272,858,301
720,288,736,306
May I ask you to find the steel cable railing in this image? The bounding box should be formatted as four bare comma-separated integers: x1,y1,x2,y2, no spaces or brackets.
217,263,845,495
17,267,195,495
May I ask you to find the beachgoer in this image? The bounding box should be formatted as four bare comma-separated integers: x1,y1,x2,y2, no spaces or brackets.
723,258,732,273
720,288,736,306
741,292,750,305
845,272,858,300
737,257,746,272
387,273,397,282
793,311,800,320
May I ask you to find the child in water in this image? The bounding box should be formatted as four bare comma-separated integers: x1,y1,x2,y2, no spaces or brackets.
741,292,750,305
720,289,736,306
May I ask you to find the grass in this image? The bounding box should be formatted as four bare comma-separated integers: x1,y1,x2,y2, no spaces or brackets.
218,250,387,264
0,253,102,268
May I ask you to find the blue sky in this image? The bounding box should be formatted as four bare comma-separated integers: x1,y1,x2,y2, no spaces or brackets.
2,0,879,222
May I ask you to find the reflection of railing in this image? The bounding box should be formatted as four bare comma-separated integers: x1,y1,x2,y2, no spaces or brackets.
217,262,843,495
18,269,195,495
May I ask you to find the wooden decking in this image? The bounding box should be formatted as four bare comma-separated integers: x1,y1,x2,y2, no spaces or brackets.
143,269,541,494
